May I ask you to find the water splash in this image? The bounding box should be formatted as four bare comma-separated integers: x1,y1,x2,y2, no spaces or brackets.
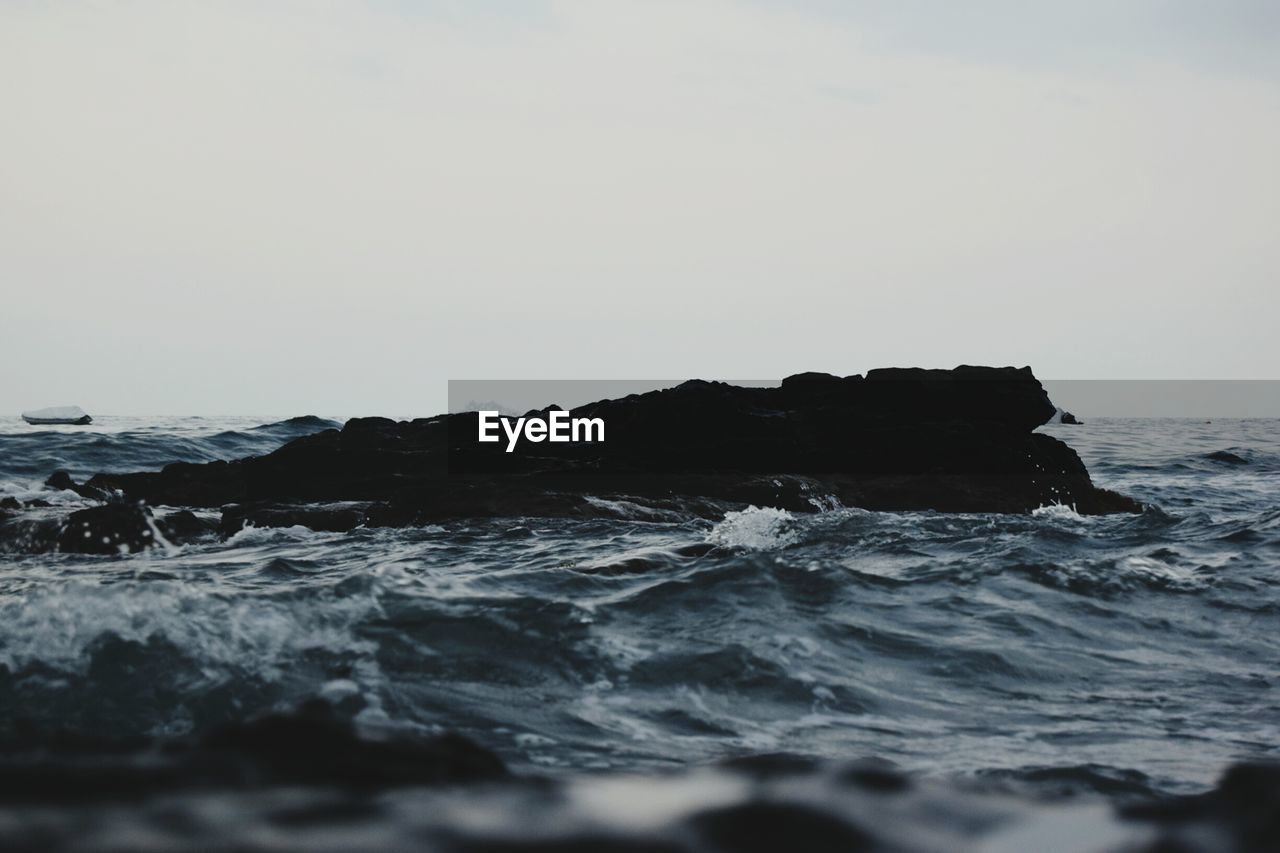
706,506,799,550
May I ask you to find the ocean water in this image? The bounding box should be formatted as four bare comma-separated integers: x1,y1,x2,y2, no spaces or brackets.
0,415,1277,800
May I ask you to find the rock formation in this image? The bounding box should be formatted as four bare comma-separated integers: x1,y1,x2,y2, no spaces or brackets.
3,366,1142,551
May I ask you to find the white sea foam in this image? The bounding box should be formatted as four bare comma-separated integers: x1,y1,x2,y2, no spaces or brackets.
805,493,844,512
1032,502,1087,522
583,495,684,521
319,678,362,702
143,512,180,555
224,523,343,547
706,506,798,550
0,580,380,680
0,478,95,508
1115,555,1204,589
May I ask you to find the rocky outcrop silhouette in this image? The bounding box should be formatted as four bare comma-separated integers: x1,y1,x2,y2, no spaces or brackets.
3,366,1141,549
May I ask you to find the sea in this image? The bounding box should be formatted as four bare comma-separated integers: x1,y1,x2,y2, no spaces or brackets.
0,415,1277,848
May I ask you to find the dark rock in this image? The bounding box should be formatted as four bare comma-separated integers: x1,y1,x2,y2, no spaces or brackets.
81,366,1140,526
1206,450,1249,466
780,371,842,387
0,497,19,511
44,470,107,501
1049,406,1081,425
24,498,51,508
220,504,369,536
779,371,847,397
860,365,1054,432
87,458,245,507
56,503,159,555
157,509,217,543
0,515,58,553
45,470,77,492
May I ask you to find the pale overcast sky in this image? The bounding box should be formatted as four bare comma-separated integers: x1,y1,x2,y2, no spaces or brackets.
2,1,1277,416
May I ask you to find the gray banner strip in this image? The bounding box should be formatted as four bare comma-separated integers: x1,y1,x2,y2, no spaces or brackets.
449,379,1280,418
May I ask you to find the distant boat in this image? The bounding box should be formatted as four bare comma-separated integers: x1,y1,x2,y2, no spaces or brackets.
21,406,93,425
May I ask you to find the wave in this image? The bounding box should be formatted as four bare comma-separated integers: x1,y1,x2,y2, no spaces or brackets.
1,417,1279,795
0,415,340,483
0,577,383,737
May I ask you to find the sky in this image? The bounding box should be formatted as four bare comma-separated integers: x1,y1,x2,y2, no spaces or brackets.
2,1,1277,416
